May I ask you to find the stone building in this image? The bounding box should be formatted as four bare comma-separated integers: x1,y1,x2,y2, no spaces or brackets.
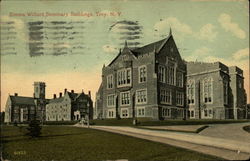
45,89,93,121
186,62,247,119
96,30,186,120
4,82,48,123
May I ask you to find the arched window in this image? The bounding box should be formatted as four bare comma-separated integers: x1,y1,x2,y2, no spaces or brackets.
187,79,195,105
203,78,213,103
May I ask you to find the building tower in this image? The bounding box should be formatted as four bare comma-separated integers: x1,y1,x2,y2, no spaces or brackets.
34,82,46,99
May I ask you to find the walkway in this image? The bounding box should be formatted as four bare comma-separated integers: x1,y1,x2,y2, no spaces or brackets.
74,123,250,160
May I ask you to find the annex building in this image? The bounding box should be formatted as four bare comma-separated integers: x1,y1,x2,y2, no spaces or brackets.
95,31,247,120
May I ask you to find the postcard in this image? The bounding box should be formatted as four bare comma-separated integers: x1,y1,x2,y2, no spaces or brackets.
1,0,249,160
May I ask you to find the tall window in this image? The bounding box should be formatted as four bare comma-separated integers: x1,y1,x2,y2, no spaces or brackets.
120,91,130,106
139,65,147,83
160,89,172,104
223,80,228,104
136,89,147,104
176,72,183,87
107,94,115,107
167,61,175,85
187,79,195,105
176,91,184,106
162,108,171,117
107,74,113,89
108,109,115,118
117,68,131,87
158,65,165,83
203,78,213,103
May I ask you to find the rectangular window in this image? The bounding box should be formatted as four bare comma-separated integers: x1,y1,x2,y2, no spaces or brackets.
117,68,132,87
137,107,145,117
167,61,175,85
121,108,129,118
162,108,171,117
107,94,115,107
107,74,113,89
158,65,165,83
136,89,147,104
139,65,147,83
187,80,195,105
176,72,183,87
204,78,213,103
223,80,228,105
190,110,195,118
120,91,130,106
108,109,115,118
176,91,184,106
160,89,172,104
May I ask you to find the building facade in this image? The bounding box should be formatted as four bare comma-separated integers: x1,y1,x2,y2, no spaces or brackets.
4,82,48,123
186,62,247,119
96,31,186,120
46,89,93,121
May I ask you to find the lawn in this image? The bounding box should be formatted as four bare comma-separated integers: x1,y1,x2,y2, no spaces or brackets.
91,118,250,126
1,125,222,161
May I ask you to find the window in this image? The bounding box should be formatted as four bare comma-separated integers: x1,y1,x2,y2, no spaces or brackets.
176,72,183,87
162,108,171,117
189,110,195,118
136,89,147,104
158,65,165,83
203,109,213,118
139,65,147,83
167,61,175,85
117,68,132,87
108,109,115,118
223,80,228,104
176,91,184,106
107,74,113,89
107,94,115,107
121,108,129,118
203,78,213,103
160,89,172,104
120,91,130,106
187,79,195,105
137,107,145,117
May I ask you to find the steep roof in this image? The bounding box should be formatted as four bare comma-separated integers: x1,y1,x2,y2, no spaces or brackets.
108,35,172,66
10,96,35,105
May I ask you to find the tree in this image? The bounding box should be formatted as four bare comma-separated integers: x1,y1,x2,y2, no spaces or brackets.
26,119,42,137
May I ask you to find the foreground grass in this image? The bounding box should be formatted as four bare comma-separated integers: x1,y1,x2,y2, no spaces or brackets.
1,125,221,161
91,118,250,126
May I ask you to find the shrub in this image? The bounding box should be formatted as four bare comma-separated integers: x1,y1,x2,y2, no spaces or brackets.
26,120,42,137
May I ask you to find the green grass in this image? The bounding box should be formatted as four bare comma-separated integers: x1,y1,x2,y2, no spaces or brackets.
1,125,222,161
243,125,250,133
91,118,250,126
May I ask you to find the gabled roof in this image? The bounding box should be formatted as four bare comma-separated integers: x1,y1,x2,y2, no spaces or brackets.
10,96,35,105
108,34,172,66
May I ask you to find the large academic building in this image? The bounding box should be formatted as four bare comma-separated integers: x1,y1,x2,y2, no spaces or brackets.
95,31,247,120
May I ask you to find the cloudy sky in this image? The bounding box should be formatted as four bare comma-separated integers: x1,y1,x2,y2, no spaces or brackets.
1,0,249,111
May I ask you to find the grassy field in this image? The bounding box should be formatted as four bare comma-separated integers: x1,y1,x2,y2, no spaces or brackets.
1,125,222,161
91,118,250,126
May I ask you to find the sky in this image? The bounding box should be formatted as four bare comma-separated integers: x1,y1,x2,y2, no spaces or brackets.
0,0,249,111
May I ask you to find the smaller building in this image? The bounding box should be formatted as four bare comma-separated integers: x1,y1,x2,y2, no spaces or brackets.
45,89,93,121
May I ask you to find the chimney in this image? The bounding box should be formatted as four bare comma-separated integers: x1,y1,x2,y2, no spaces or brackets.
59,92,62,97
88,91,91,98
53,94,56,99
64,88,67,94
14,93,18,96
71,90,74,93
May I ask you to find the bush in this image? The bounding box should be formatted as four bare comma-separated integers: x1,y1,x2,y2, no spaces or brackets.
26,120,42,137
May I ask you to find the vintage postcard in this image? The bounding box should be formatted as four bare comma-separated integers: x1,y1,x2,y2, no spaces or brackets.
0,0,249,160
